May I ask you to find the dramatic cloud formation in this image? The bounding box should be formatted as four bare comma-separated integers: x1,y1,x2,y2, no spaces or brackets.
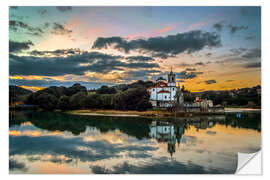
9,40,34,53
205,80,216,84
51,23,72,35
92,30,221,58
56,6,72,12
9,51,159,76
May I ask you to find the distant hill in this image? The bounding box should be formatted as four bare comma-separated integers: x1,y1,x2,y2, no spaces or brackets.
191,85,261,107
9,85,32,105
9,85,32,95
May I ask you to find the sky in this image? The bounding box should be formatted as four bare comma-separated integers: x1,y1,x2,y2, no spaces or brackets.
9,6,261,92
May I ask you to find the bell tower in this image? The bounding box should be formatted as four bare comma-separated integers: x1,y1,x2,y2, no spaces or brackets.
168,67,176,87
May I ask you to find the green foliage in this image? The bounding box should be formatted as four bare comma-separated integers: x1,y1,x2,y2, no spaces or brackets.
36,92,58,110
195,85,261,107
9,85,32,105
96,85,116,94
58,95,70,111
114,87,152,111
69,92,87,110
183,92,195,102
85,94,102,109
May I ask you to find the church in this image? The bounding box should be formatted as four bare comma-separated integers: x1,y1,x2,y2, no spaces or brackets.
147,69,181,108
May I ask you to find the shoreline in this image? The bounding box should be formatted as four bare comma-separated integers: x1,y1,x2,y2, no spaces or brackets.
225,108,261,113
66,107,260,118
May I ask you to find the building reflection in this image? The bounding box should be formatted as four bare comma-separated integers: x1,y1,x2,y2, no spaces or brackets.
149,121,185,158
149,116,226,158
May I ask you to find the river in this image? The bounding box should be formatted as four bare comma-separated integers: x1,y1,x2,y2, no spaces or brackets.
9,111,261,174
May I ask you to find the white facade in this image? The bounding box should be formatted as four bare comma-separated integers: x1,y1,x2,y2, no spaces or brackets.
147,70,178,108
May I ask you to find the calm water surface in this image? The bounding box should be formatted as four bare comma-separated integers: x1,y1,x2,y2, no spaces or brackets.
9,111,261,174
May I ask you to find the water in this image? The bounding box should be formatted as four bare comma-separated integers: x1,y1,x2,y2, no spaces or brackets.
9,111,261,174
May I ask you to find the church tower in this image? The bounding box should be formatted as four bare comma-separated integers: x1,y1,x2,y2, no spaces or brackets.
168,67,176,87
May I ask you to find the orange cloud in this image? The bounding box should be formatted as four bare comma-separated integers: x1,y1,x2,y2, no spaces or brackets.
18,85,45,92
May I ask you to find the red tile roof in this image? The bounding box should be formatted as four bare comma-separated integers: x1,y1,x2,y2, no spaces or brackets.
157,90,170,94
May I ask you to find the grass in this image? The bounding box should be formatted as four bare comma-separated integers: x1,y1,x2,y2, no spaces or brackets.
66,109,225,118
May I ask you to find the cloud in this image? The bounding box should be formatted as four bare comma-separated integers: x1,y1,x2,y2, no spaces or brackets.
9,20,45,36
9,78,115,90
205,80,216,84
37,9,48,16
56,6,72,12
206,131,216,135
89,160,230,174
241,48,261,59
176,61,206,68
9,50,159,77
10,135,157,164
92,30,221,58
227,24,248,34
126,56,154,62
245,35,256,40
9,40,34,53
176,71,203,79
185,68,196,71
9,159,27,171
216,48,261,63
51,22,72,35
124,69,161,80
194,62,205,66
29,48,83,57
244,62,261,68
213,21,225,32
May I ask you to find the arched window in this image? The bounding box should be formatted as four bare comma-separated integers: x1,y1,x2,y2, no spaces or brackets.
153,89,155,91
172,88,174,91
165,95,167,99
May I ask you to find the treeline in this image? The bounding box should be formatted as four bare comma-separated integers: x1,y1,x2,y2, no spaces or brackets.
24,82,152,111
9,85,32,105
193,85,261,107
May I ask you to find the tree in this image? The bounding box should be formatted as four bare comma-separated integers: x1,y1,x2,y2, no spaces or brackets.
85,94,102,109
58,95,70,111
69,92,87,109
36,92,58,110
96,85,117,94
114,87,152,111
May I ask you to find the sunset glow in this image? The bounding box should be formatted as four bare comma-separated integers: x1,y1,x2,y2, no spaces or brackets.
9,6,261,91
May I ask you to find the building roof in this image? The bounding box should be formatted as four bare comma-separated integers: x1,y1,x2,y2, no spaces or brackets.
157,90,170,94
156,82,168,87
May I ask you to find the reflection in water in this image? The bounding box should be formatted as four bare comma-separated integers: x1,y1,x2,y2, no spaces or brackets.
9,111,261,174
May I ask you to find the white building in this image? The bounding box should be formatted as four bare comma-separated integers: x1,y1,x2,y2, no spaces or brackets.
147,70,178,108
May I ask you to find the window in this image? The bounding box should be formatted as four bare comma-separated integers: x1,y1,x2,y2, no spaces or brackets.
172,88,174,91
165,95,167,99
153,89,155,91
